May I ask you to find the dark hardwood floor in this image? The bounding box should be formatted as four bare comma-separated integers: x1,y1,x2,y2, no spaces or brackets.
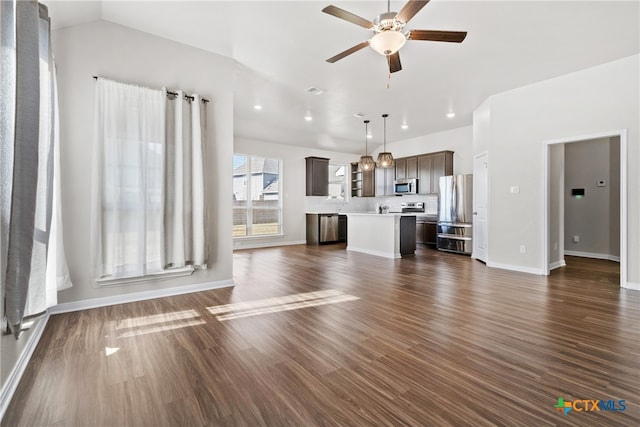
3,246,638,426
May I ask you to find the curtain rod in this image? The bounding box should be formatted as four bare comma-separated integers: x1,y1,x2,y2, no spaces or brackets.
92,76,209,103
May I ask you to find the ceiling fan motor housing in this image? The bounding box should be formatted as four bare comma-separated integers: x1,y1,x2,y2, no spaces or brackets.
373,11,405,32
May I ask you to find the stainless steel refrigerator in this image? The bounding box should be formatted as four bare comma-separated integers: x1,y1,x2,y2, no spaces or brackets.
437,174,473,254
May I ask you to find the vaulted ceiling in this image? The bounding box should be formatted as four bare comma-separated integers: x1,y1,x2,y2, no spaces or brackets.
44,1,640,154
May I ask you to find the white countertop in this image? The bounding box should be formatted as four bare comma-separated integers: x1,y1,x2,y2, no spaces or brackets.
345,212,421,217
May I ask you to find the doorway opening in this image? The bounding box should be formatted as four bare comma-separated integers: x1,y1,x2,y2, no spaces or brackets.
544,130,627,287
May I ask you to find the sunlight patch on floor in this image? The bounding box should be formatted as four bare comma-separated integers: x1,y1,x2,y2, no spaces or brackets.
115,309,206,338
105,346,120,356
207,289,359,321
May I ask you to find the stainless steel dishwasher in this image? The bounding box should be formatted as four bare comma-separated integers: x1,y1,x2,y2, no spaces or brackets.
319,214,339,243
306,213,342,245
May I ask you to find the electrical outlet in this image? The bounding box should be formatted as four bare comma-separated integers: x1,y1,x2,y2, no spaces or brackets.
573,235,580,243
519,245,526,254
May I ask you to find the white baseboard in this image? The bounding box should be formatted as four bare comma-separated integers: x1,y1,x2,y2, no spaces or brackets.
50,279,234,314
233,240,306,250
486,261,545,275
564,250,620,262
0,313,50,422
346,246,401,259
549,260,567,270
622,281,640,291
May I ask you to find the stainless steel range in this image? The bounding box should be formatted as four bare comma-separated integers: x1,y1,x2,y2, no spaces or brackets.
400,202,424,213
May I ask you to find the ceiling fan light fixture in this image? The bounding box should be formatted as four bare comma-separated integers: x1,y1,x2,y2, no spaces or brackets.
370,31,406,56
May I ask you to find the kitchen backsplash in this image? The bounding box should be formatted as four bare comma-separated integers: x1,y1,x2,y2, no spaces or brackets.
304,196,372,213
305,193,439,214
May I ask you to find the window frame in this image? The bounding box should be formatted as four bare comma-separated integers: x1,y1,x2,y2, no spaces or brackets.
233,154,283,239
328,163,347,200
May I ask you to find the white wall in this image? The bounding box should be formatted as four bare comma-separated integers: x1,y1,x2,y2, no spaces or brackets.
52,20,235,303
374,125,474,175
234,137,363,249
474,54,639,286
564,138,618,258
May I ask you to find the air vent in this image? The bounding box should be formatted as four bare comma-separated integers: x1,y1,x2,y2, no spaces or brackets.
305,86,326,95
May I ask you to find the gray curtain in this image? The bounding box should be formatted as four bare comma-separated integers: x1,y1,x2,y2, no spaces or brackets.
1,1,55,338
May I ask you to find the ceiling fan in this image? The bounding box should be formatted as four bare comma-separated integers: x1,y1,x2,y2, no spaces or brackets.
323,0,467,73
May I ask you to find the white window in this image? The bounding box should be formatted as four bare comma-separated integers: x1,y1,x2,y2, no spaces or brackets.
233,154,282,237
328,164,346,200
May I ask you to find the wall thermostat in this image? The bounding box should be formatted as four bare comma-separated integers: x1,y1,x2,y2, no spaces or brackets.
571,188,585,198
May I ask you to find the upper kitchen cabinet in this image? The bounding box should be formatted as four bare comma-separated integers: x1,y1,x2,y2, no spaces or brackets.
306,156,329,196
395,157,418,180
351,162,375,197
418,151,453,194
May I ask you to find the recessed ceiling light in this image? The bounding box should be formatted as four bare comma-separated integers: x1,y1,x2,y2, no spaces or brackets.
353,112,364,118
367,133,373,139
401,124,408,130
253,104,262,110
304,114,313,122
446,112,455,118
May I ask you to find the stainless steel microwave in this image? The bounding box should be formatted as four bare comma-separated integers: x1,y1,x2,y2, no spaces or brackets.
394,179,418,195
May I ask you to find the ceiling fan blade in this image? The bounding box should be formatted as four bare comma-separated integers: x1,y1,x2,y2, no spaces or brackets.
388,52,402,73
322,5,374,29
408,29,467,43
326,41,370,63
396,0,430,24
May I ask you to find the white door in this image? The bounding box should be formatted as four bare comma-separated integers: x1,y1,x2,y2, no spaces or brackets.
473,153,488,262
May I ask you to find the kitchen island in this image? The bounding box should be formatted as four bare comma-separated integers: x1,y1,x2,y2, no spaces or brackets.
345,213,416,258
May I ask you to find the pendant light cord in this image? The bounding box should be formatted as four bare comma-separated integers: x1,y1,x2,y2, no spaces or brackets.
364,120,369,155
383,113,388,151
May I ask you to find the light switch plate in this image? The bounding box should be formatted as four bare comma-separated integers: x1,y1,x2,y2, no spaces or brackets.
597,180,606,187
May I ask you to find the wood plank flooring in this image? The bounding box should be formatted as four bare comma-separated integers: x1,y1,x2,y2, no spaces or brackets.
3,246,639,426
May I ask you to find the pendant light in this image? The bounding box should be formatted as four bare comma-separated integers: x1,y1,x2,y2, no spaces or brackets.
376,113,394,168
359,120,375,171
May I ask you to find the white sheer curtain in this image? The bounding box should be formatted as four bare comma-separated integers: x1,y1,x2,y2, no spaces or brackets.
91,80,207,280
91,79,166,279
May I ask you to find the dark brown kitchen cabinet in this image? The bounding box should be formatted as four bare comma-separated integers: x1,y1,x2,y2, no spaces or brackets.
425,221,438,246
305,157,329,196
406,156,418,179
395,156,418,180
417,155,433,194
416,216,438,246
350,162,375,197
417,150,453,194
395,158,407,180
